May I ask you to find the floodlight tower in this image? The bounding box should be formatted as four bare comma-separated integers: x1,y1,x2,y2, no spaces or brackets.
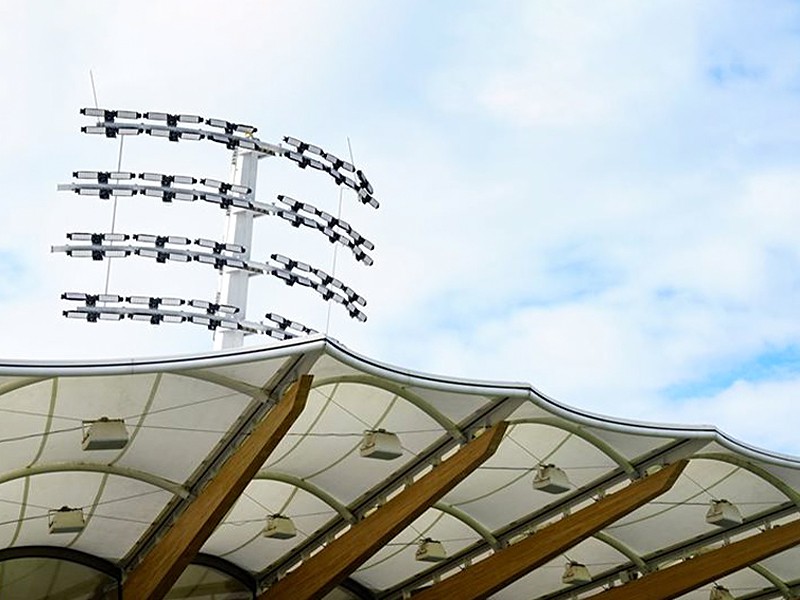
216,149,257,349
53,108,379,348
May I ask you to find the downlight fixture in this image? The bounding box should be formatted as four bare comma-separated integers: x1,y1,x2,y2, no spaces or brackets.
48,507,86,534
562,561,591,585
532,464,571,494
263,515,297,540
81,417,129,451
705,499,743,528
359,429,403,461
709,585,735,600
415,538,447,563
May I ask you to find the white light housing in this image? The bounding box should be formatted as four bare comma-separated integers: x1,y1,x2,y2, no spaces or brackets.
173,191,197,202
115,110,140,120
148,126,171,138
103,233,129,242
82,417,129,450
532,465,571,494
98,294,123,303
49,507,85,534
117,126,141,136
181,131,204,141
80,107,106,118
562,562,591,585
160,297,185,307
415,539,447,562
103,249,130,258
263,515,297,539
705,499,743,528
360,429,403,460
98,312,124,321
162,314,186,324
710,586,735,600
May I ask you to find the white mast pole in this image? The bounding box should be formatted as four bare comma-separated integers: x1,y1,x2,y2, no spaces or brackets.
214,149,259,350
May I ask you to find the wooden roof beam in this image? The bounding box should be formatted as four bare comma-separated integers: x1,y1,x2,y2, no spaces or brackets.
590,516,800,600
260,422,509,600
411,460,688,600
121,374,312,600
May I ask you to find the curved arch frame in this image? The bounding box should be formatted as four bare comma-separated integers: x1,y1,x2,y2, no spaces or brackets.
433,502,500,550
0,547,267,600
254,470,355,523
194,552,258,595
748,563,793,598
693,452,800,507
0,462,189,498
311,375,466,442
0,545,120,579
509,418,637,477
593,531,648,573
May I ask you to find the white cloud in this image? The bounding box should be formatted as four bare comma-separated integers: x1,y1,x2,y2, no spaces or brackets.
0,1,799,457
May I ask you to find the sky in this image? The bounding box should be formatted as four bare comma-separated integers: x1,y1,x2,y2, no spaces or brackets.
0,1,799,455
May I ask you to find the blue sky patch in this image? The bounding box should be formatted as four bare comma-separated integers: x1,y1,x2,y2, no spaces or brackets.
0,251,27,300
707,61,766,85
665,345,800,400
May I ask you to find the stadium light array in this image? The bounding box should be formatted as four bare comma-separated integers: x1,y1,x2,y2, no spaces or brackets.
61,106,380,345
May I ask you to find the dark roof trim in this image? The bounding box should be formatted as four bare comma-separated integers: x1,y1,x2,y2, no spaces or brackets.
0,545,120,580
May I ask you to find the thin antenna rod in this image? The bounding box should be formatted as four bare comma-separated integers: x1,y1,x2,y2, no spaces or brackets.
86,71,126,296
89,70,99,109
324,137,352,335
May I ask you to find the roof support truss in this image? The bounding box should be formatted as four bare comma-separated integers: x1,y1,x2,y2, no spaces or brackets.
260,422,509,600
121,374,312,600
589,517,800,600
409,460,688,600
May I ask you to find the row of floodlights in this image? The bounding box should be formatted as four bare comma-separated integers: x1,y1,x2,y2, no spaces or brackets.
59,174,375,264
79,109,378,208
56,242,367,319
281,137,377,208
80,107,257,134
61,294,317,339
72,170,250,196
63,232,244,256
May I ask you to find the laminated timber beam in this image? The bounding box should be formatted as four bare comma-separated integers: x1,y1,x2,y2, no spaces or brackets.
260,421,509,600
122,374,312,600
589,516,800,600
411,460,688,600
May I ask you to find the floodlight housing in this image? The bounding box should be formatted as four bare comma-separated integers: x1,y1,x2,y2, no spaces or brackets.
533,465,571,494
710,586,735,600
263,515,296,539
415,539,447,563
705,499,743,528
360,429,403,460
49,507,85,534
82,417,129,450
80,107,108,118
562,562,591,585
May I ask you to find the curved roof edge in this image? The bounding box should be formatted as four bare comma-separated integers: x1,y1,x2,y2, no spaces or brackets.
0,334,797,467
